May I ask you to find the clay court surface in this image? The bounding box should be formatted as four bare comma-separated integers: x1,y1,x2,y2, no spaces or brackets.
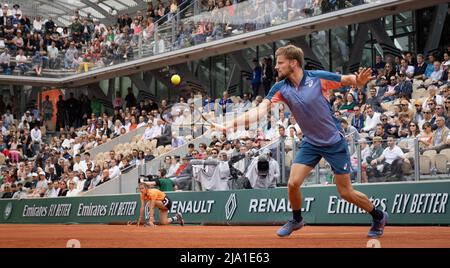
0,224,449,248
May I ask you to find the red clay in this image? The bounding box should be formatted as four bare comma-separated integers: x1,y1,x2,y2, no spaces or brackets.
0,224,449,248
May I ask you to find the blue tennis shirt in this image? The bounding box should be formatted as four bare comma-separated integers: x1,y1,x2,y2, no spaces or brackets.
265,70,345,146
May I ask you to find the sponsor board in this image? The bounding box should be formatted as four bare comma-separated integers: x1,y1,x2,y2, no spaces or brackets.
1,181,449,224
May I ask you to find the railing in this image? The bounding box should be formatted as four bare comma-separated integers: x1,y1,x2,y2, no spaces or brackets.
177,136,450,192
281,137,450,185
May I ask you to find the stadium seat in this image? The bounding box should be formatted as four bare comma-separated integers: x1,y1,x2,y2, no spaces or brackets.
419,155,432,175
134,134,143,142
398,140,409,151
157,146,165,156
114,143,124,152
433,154,448,174
131,143,139,150
404,151,415,160
137,142,146,152
150,139,158,150
164,145,172,153
423,150,437,157
440,149,450,159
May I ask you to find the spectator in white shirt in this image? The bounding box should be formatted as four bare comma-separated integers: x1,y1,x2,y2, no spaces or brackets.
76,172,87,191
399,58,415,78
136,116,146,128
21,110,33,125
362,106,381,134
47,41,59,69
30,125,42,144
15,49,30,74
72,136,82,155
108,159,121,179
66,181,80,197
371,136,410,178
79,152,94,173
141,120,160,141
33,16,44,34
72,154,83,172
0,48,11,73
34,171,49,197
276,113,289,128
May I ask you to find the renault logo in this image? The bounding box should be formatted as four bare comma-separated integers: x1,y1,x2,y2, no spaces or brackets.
225,193,237,221
3,202,12,220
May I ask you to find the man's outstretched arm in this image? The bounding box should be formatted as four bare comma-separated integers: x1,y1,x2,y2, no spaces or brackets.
213,99,271,132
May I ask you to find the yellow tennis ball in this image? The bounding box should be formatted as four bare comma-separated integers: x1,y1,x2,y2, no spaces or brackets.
171,74,181,85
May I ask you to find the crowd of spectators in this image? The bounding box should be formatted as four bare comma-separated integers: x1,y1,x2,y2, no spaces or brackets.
0,0,373,76
0,85,203,199
0,1,193,75
332,46,450,182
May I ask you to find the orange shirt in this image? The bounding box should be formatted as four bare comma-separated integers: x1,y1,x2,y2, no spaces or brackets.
141,188,166,201
129,123,137,131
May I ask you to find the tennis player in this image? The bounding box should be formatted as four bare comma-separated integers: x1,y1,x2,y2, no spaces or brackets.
137,182,184,227
214,45,388,238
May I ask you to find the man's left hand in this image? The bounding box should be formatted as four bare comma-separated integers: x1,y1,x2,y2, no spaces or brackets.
355,68,374,88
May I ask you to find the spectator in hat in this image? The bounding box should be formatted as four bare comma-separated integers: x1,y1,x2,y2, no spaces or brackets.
2,3,11,17
413,99,423,123
35,171,49,196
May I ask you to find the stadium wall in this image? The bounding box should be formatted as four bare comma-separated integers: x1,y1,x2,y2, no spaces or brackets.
1,181,449,225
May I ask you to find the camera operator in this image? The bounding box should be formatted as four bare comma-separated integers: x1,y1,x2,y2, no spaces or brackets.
245,149,279,189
